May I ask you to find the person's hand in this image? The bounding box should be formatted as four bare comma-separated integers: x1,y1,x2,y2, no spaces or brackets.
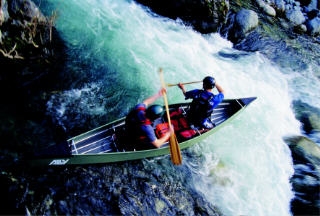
158,87,167,96
178,83,184,90
164,125,174,142
169,125,174,135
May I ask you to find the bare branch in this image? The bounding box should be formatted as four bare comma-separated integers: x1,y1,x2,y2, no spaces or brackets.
0,43,24,59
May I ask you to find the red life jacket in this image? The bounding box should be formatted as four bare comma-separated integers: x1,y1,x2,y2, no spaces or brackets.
170,109,189,132
155,123,170,139
169,108,197,139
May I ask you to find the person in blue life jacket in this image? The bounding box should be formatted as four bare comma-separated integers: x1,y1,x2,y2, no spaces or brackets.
178,76,225,129
125,88,174,150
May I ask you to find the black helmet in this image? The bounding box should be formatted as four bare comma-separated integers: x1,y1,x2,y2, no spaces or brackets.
146,105,164,121
203,76,215,89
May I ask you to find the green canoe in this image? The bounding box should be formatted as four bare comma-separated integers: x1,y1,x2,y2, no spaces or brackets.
28,97,256,166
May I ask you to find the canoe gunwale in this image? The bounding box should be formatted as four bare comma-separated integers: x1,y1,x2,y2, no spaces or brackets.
28,97,256,166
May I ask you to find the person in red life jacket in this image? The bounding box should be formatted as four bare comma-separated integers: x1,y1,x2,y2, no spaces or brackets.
125,88,174,150
178,76,225,129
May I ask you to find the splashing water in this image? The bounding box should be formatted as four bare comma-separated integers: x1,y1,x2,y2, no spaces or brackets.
40,0,305,215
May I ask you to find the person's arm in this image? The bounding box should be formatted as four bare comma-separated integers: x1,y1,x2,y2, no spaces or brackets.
178,83,186,96
151,127,174,148
215,83,225,95
143,88,166,107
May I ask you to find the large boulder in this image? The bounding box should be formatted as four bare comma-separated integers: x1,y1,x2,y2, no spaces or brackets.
223,9,259,43
285,136,320,216
236,9,259,33
135,0,229,34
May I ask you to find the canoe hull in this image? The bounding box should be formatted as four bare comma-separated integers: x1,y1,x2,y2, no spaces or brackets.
28,97,256,166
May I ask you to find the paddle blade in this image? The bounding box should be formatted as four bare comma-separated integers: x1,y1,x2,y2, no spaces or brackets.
169,134,182,165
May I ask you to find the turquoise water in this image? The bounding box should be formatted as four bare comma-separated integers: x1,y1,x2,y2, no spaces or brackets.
39,0,318,215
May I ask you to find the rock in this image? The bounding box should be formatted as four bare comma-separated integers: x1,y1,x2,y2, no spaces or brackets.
285,8,306,25
256,0,277,16
9,0,45,22
293,100,320,134
236,9,259,31
135,0,229,34
274,0,286,13
226,9,259,43
286,136,320,169
304,0,318,12
285,136,320,215
285,3,293,11
306,17,320,36
297,0,312,7
0,0,10,25
294,23,307,33
306,9,319,19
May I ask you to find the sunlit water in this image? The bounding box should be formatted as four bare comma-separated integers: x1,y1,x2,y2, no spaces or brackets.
36,0,320,215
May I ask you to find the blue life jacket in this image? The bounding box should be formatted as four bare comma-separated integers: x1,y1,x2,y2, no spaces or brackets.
188,90,214,126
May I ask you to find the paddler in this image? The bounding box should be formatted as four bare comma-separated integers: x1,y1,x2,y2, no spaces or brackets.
125,88,173,150
178,76,225,129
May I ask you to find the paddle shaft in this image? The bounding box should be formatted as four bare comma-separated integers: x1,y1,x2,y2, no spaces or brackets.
159,68,182,165
167,81,202,87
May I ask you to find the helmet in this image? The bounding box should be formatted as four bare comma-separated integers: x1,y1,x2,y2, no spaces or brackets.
203,76,215,89
146,105,164,121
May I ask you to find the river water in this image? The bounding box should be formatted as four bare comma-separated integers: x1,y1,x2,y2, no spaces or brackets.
35,0,320,215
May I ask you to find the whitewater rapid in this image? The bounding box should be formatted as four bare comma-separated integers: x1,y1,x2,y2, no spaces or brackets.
42,0,303,215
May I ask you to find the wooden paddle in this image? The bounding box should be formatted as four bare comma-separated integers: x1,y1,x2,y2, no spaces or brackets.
159,68,182,165
167,81,202,87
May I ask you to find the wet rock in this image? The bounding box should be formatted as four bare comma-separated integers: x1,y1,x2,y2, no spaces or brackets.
223,9,259,43
285,136,320,215
292,100,320,134
306,17,320,36
0,0,10,25
293,23,307,33
9,0,45,22
135,0,229,34
285,8,306,25
286,136,320,167
306,9,319,20
256,0,276,16
304,0,318,12
297,0,313,7
58,200,69,214
235,9,259,34
274,0,286,13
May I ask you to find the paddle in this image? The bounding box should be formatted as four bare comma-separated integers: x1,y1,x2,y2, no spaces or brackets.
159,68,182,165
167,81,202,87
